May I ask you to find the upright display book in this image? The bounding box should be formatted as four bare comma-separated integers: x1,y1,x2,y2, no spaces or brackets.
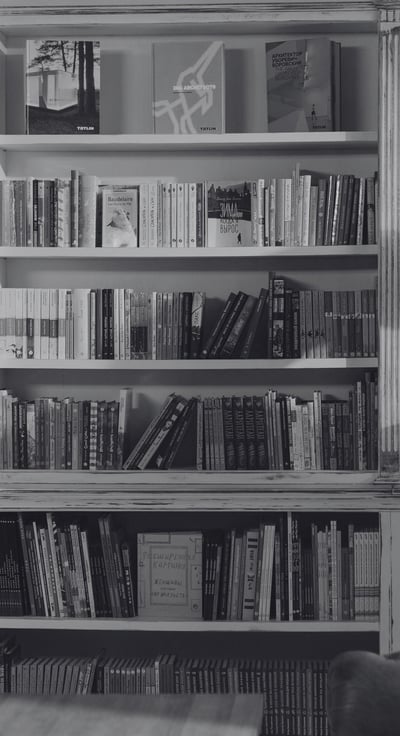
137,531,203,619
101,186,139,247
152,40,225,134
26,40,100,134
206,181,253,247
266,37,341,132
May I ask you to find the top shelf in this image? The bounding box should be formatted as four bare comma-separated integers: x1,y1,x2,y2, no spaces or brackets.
0,132,378,153
0,6,379,37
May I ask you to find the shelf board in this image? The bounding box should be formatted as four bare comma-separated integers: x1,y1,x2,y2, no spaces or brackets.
0,8,379,38
0,471,393,511
0,617,379,632
0,358,379,370
0,245,379,260
0,132,378,153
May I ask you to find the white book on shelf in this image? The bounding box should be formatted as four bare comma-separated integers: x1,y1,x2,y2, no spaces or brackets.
49,287,58,360
72,288,91,360
78,173,98,248
137,531,203,620
33,288,41,359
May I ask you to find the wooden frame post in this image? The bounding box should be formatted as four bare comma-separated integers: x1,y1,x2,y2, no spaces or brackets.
379,9,400,475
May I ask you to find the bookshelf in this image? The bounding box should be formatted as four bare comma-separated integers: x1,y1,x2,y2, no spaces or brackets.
1,1,400,732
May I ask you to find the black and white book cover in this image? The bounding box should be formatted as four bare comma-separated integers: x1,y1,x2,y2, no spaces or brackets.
25,39,100,134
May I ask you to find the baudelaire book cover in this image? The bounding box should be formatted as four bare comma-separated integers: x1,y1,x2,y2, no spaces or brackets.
152,40,225,134
25,39,100,134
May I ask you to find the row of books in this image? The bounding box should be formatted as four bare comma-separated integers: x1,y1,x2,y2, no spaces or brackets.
0,288,204,360
203,280,377,360
1,284,377,362
203,518,380,623
1,636,330,736
1,514,135,618
0,636,99,695
26,37,341,137
122,377,378,472
0,171,376,251
264,171,377,248
0,389,133,471
0,514,379,623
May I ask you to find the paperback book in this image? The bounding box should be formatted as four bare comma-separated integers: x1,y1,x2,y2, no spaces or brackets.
25,39,100,134
206,181,253,247
101,186,139,247
137,531,203,619
152,40,225,134
266,37,341,132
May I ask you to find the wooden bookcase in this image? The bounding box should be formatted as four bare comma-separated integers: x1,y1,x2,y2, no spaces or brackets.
0,0,400,717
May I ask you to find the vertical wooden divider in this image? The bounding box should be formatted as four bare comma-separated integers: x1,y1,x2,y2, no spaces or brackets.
379,10,400,474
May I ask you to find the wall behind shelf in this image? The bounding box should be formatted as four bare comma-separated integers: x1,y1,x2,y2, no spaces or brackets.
5,32,377,136
1,627,379,662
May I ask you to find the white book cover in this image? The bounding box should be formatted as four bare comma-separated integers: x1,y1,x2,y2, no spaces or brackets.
101,186,138,248
5,289,16,359
72,288,90,360
138,531,202,619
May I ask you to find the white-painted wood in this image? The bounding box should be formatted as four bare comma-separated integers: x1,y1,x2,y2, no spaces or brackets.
0,490,395,512
0,358,379,370
0,617,379,632
0,132,378,152
379,512,400,654
0,0,388,659
0,245,379,259
378,15,399,475
0,468,380,488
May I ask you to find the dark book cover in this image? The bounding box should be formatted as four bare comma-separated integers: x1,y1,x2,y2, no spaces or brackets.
26,40,100,134
210,291,248,358
200,291,238,359
239,287,269,359
232,396,247,470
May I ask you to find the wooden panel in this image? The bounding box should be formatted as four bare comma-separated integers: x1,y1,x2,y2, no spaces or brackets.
0,694,264,736
379,511,400,653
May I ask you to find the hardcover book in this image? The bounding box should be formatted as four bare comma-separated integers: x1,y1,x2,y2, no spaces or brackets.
206,181,254,247
152,40,225,134
26,40,100,134
266,37,341,132
101,186,139,248
137,531,203,619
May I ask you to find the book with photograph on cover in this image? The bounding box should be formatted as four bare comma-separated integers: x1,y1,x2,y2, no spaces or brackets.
152,40,225,134
25,39,100,134
266,37,341,133
101,186,139,248
206,181,254,247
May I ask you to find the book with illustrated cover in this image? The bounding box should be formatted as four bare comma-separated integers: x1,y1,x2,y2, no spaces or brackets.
137,531,203,619
266,37,341,132
101,186,139,248
153,40,225,134
206,181,254,247
26,40,100,134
